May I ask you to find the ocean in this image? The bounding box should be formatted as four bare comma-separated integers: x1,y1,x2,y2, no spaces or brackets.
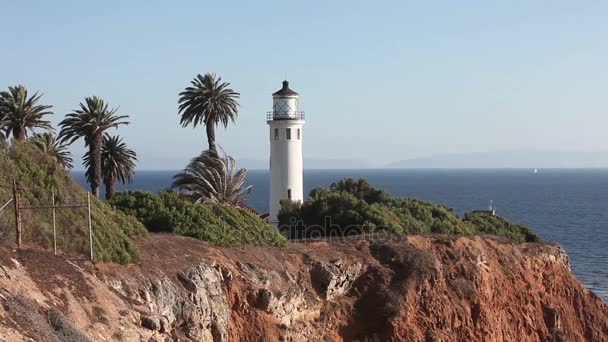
73,169,608,301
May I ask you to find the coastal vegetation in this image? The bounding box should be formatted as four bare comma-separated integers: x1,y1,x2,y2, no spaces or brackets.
278,178,540,244
109,190,286,246
0,141,147,263
465,212,539,244
172,149,252,206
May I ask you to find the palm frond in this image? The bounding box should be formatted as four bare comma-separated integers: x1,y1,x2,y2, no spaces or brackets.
172,148,252,207
0,85,54,140
31,132,74,169
83,134,137,185
178,73,240,150
58,96,130,196
58,96,130,145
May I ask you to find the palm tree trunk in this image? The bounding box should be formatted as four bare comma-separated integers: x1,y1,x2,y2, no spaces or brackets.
89,133,103,198
206,123,217,154
18,128,27,142
105,176,115,200
14,127,27,142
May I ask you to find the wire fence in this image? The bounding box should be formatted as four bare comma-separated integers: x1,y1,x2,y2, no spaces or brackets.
0,179,95,261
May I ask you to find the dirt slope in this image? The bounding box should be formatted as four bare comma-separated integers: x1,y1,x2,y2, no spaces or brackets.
0,234,607,341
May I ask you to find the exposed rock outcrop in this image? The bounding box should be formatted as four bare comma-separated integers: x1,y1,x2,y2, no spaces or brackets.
0,234,606,341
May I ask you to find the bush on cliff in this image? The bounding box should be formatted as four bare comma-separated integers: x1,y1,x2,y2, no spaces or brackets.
278,178,540,243
0,140,147,263
109,190,287,247
465,212,540,244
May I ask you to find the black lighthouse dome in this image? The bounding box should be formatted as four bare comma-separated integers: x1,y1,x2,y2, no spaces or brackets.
273,80,299,97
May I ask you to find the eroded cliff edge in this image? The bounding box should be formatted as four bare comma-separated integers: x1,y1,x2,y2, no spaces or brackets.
0,234,607,341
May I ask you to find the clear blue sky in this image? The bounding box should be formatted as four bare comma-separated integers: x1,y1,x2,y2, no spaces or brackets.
2,1,607,169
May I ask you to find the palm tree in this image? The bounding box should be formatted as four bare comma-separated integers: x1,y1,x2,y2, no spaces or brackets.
31,132,74,170
178,73,240,153
83,135,137,200
0,85,53,141
172,149,252,206
58,96,130,197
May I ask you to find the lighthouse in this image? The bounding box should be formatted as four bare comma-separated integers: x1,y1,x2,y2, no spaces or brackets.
267,80,305,228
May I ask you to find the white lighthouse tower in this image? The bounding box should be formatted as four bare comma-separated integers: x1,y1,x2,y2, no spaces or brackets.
267,80,305,227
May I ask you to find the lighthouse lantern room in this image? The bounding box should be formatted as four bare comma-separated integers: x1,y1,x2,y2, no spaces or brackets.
267,80,305,228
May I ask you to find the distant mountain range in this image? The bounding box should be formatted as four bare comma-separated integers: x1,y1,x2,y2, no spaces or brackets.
238,158,376,170
234,150,608,169
387,150,608,169
109,150,608,171
124,157,376,171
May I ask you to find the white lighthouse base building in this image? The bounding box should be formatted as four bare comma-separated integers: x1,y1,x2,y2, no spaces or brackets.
267,81,305,228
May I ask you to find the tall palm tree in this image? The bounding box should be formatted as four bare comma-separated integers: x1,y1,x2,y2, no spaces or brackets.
172,149,252,207
83,135,137,200
0,85,53,141
178,73,240,153
58,96,130,197
31,132,74,170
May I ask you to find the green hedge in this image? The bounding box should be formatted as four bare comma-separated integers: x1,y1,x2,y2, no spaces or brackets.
109,190,287,247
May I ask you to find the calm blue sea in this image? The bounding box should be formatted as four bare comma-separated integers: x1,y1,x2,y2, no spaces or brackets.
73,169,608,301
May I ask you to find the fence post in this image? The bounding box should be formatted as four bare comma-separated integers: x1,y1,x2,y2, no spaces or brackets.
12,179,21,247
18,194,22,246
87,192,93,262
52,192,57,255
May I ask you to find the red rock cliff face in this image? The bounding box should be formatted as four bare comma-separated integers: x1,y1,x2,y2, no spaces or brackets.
0,234,607,341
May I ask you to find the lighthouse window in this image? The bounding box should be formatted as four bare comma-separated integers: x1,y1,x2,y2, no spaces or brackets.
287,189,292,200
286,128,292,140
297,129,301,140
274,128,279,140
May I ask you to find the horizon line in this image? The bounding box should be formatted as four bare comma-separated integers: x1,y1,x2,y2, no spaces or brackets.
69,167,608,172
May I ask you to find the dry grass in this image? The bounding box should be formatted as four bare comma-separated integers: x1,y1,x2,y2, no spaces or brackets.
4,296,90,342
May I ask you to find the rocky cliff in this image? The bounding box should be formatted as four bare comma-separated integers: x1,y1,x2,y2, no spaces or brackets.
0,234,607,341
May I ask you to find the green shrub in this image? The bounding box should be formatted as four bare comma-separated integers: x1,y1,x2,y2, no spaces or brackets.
279,177,540,243
109,190,287,247
465,212,541,244
0,142,147,263
328,178,390,204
